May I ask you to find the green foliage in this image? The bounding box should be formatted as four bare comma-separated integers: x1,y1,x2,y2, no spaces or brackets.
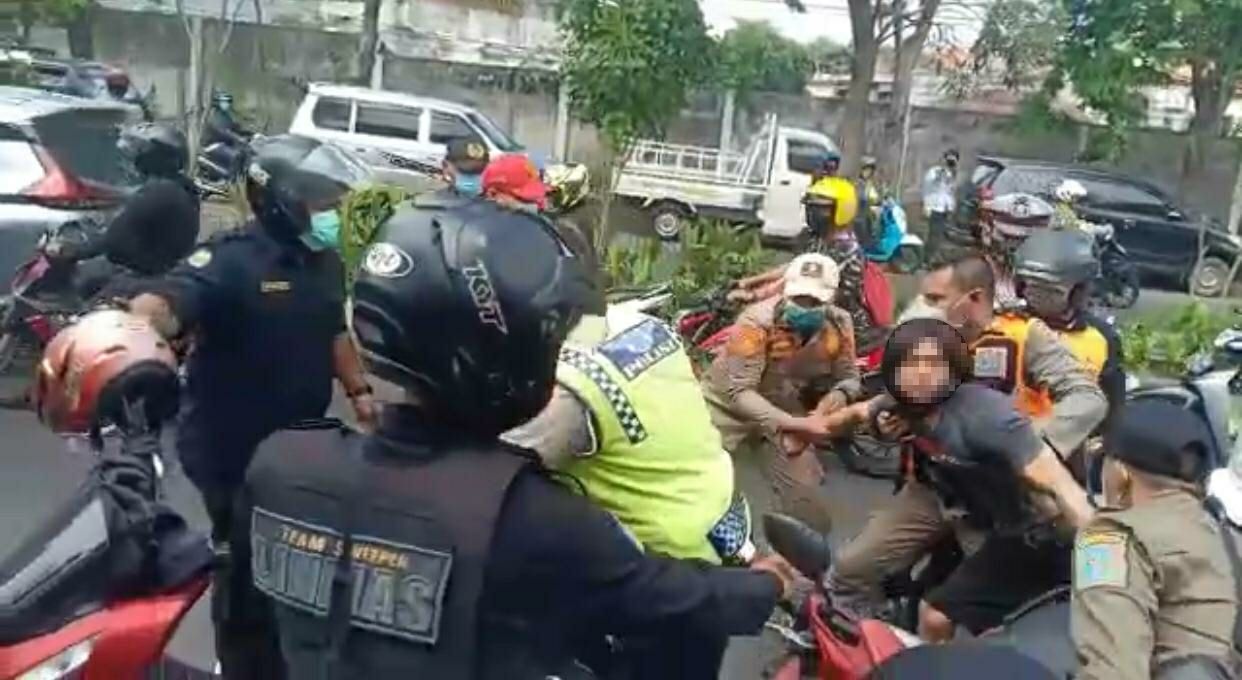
717,21,815,98
30,0,91,23
604,220,775,312
339,185,411,292
1054,0,1242,134
1121,303,1233,375
557,0,716,151
944,0,1065,99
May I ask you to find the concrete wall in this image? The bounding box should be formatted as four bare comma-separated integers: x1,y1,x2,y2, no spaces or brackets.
39,9,1242,222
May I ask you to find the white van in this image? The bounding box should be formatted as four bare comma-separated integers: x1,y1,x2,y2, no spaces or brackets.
289,83,525,185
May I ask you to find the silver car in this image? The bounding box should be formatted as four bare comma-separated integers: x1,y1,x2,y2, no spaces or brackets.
0,87,141,280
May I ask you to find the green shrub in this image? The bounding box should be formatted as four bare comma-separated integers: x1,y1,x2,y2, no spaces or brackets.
339,184,411,292
1120,303,1233,376
604,219,778,313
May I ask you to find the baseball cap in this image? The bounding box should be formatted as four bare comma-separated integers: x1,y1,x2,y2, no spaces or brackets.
783,253,840,303
1105,400,1214,482
445,137,490,175
482,154,547,209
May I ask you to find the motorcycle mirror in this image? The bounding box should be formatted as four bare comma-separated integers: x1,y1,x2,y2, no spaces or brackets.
763,513,832,580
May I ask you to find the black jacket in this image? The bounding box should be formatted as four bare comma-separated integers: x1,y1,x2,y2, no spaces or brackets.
234,407,780,679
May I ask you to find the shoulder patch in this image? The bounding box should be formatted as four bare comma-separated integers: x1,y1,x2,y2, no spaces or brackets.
727,326,767,358
1075,530,1130,591
186,248,212,268
596,317,680,381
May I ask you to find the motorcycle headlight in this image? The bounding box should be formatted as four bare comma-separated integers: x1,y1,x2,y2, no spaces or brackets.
17,636,95,680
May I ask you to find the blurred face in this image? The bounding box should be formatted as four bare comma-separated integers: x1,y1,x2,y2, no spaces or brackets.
895,339,952,406
861,165,875,180
919,268,990,339
944,152,959,169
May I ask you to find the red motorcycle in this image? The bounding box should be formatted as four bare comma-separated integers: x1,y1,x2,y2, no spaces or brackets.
763,513,1075,679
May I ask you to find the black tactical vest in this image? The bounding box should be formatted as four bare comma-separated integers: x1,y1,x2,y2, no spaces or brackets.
244,421,528,679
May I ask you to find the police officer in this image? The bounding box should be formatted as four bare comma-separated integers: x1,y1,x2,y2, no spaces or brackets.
1013,228,1125,438
129,135,375,679
233,195,796,679
503,306,754,677
902,255,1107,458
1073,400,1239,680
703,252,861,534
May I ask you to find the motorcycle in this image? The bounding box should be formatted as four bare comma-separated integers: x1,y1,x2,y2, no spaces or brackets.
862,200,924,275
763,513,1075,680
0,221,100,379
0,434,214,679
1081,220,1140,310
196,133,261,201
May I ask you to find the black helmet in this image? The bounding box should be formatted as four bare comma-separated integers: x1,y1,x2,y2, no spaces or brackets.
1014,228,1099,287
117,123,187,178
352,195,592,435
245,135,370,246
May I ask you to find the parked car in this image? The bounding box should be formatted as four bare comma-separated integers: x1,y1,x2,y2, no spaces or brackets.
613,115,843,244
0,48,149,118
968,156,1242,296
0,87,140,280
289,83,529,189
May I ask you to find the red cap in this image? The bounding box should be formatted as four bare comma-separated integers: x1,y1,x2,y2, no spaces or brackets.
482,154,547,210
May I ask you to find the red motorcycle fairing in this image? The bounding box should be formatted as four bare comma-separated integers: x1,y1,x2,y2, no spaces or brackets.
807,594,905,680
0,575,209,679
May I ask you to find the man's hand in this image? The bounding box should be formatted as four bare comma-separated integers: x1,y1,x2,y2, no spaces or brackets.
815,390,848,416
350,392,379,433
750,553,800,600
784,415,832,441
779,432,810,457
875,411,911,441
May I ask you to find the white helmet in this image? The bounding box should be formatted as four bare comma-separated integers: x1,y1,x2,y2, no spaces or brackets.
1054,179,1087,203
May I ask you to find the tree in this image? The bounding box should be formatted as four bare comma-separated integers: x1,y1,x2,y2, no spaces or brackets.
717,21,815,98
941,0,1065,99
558,0,715,246
24,0,95,58
175,0,247,166
357,0,382,85
1057,0,1242,140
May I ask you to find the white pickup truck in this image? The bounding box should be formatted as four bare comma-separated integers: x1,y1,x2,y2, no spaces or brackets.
613,116,837,241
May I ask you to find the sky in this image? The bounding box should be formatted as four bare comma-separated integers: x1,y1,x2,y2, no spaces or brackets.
700,0,987,47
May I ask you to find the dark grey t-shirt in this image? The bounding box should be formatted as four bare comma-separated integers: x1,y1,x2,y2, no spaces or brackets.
925,383,1045,470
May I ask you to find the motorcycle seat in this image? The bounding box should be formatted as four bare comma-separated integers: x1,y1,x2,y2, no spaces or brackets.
0,494,211,645
764,513,832,579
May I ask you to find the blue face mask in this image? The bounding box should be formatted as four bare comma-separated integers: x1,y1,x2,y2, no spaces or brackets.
782,302,827,337
454,174,483,197
303,210,341,252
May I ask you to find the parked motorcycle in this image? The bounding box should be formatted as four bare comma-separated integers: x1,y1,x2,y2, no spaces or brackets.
196,133,260,200
0,221,100,376
1081,220,1140,309
862,200,924,274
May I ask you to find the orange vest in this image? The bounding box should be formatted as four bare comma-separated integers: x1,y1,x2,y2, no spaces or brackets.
970,314,1107,420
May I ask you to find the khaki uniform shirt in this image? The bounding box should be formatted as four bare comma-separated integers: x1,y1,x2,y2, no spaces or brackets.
1073,490,1238,680
701,298,861,445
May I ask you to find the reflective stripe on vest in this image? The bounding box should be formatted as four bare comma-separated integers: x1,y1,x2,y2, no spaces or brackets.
556,313,735,563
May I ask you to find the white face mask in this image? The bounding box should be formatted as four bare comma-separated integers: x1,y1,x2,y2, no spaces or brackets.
898,295,948,324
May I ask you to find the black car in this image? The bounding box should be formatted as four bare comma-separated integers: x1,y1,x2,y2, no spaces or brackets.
969,156,1241,296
